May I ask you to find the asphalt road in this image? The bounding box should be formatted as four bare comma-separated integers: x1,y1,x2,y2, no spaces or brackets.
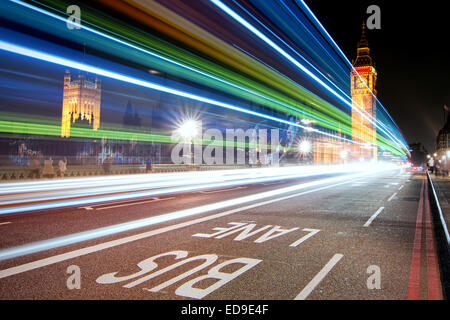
0,168,443,300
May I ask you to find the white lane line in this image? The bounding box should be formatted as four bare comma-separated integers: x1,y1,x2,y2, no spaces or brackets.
198,187,246,194
351,182,367,186
294,254,344,300
0,178,357,279
398,185,404,191
96,197,174,211
388,192,398,202
363,207,385,227
0,222,11,226
78,197,164,209
261,181,281,186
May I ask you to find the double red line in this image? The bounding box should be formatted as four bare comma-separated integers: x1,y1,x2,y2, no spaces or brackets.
407,175,441,300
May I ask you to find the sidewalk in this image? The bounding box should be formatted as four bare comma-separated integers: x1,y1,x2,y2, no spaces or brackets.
428,174,450,239
427,173,450,299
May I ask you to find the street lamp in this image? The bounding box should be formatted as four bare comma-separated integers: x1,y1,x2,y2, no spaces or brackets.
298,140,312,154
177,119,199,141
177,119,200,164
340,150,348,160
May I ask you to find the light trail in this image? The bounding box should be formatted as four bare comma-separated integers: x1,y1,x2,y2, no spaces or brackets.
0,40,372,148
0,162,401,261
210,0,408,153
0,163,392,214
7,0,353,136
1,1,408,156
297,0,408,151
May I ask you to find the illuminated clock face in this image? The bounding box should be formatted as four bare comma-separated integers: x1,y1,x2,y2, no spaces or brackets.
355,78,367,89
357,80,366,88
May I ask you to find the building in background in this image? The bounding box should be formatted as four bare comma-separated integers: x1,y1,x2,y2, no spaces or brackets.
351,23,378,161
435,113,450,174
61,70,101,138
409,142,428,167
436,113,450,154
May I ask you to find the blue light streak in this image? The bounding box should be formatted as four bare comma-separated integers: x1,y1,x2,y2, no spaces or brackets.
211,0,408,153
0,40,365,146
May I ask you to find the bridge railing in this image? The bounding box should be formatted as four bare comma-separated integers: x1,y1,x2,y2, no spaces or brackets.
0,164,248,180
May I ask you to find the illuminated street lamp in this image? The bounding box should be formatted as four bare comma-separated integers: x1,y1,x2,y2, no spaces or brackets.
298,140,312,154
427,154,431,159
434,153,438,157
300,118,315,125
340,150,348,160
177,119,199,141
176,119,200,163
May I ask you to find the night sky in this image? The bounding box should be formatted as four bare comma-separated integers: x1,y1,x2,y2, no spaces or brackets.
306,0,450,152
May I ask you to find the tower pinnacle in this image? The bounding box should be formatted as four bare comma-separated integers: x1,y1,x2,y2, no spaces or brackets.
354,22,372,67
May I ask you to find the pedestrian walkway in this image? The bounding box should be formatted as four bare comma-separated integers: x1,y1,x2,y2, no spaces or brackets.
428,173,450,238
427,172,450,299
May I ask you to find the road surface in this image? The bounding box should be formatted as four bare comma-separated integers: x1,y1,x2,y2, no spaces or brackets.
0,168,443,300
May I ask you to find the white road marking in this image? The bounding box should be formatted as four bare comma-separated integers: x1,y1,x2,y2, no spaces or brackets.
398,185,404,191
0,179,356,279
96,197,174,210
351,182,367,186
198,187,246,194
0,222,11,226
289,228,320,247
294,254,344,300
363,207,385,227
261,181,281,186
388,192,398,202
79,197,162,209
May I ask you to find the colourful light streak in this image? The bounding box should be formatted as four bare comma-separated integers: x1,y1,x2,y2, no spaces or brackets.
0,0,409,157
8,0,352,135
0,162,401,260
297,0,409,151
210,0,408,153
0,40,364,146
0,163,386,213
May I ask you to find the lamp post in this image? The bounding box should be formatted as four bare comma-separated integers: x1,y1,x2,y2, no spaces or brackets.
297,139,312,165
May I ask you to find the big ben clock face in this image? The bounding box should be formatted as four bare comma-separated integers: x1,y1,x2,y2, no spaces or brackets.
355,78,366,89
357,80,366,89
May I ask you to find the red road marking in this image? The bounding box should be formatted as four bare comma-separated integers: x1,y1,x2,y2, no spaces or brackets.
407,176,424,300
407,175,442,300
424,180,441,300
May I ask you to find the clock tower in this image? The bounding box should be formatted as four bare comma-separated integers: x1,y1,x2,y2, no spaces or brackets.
351,23,377,160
